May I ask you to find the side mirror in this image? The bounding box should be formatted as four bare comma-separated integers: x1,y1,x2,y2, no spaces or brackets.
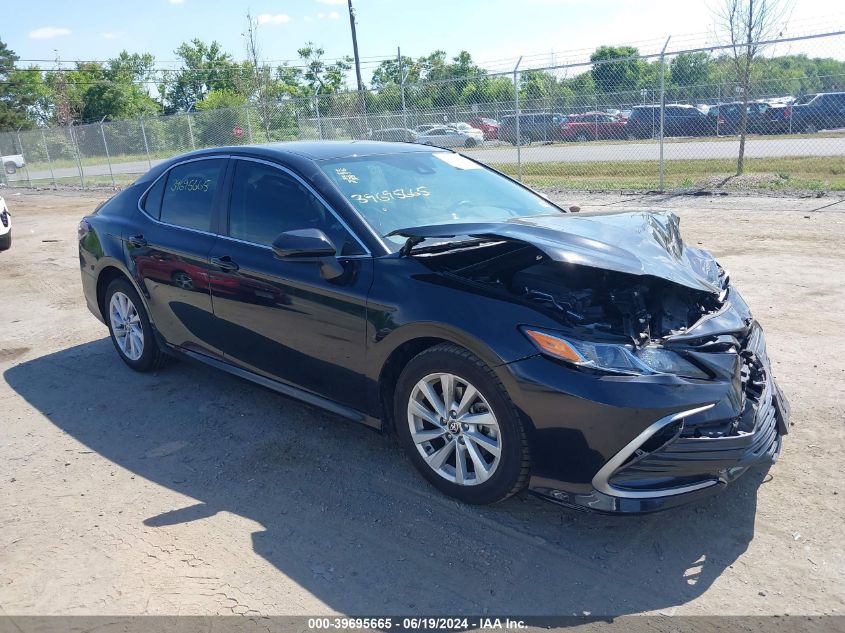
271,228,344,280
272,228,337,259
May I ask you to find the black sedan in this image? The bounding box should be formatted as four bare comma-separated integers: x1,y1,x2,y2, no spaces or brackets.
78,141,789,513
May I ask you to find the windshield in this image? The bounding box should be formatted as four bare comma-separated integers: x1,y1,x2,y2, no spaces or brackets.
319,152,557,248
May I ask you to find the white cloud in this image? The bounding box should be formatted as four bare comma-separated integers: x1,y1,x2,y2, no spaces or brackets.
101,31,123,40
328,11,340,19
167,0,184,4
257,13,292,25
316,0,346,5
29,26,71,39
317,12,325,18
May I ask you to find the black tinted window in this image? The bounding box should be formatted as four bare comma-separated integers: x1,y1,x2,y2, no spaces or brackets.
229,160,363,255
160,159,225,231
142,174,166,220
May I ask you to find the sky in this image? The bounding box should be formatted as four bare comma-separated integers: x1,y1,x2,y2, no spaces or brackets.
3,0,845,82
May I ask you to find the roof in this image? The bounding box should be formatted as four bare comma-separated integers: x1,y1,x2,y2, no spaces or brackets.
259,140,437,160
169,140,441,165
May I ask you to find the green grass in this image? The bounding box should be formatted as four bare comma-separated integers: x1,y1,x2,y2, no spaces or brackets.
489,156,845,191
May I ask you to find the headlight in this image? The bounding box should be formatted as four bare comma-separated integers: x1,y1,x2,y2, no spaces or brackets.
523,329,708,379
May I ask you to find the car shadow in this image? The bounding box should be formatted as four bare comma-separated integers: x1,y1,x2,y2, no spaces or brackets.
4,339,771,616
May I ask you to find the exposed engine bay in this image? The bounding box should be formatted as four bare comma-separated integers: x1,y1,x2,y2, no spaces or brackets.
420,240,726,343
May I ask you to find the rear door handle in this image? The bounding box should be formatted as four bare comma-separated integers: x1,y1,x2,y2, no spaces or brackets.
128,234,147,248
211,255,239,272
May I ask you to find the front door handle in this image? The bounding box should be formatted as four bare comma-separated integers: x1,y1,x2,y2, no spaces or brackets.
128,234,147,248
211,255,239,272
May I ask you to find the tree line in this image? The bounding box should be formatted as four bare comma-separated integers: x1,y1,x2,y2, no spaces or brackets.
2,29,845,132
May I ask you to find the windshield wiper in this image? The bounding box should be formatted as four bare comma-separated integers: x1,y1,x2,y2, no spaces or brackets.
399,236,489,257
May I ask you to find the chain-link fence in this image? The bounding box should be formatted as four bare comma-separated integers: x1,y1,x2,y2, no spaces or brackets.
3,30,845,193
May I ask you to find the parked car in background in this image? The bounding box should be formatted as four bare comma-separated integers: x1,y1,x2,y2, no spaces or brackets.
625,104,714,139
498,112,566,144
0,196,11,251
2,153,25,175
707,101,775,135
448,122,481,136
371,128,418,143
560,112,626,142
414,124,439,135
785,92,845,133
467,116,499,140
416,126,483,148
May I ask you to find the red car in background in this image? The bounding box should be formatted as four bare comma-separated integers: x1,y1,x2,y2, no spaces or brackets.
560,111,627,141
467,116,499,140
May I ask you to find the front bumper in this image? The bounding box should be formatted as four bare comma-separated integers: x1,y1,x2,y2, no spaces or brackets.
502,295,789,514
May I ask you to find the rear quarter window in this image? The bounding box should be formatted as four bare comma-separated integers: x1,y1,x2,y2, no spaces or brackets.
141,175,166,220
159,159,226,232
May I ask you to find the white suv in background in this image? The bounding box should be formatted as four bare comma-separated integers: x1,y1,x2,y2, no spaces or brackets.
0,196,11,251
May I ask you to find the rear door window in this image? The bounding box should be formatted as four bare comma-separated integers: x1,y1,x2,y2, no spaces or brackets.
159,159,226,232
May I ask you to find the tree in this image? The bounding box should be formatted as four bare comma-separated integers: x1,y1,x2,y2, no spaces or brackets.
0,39,43,130
297,43,351,94
167,39,249,112
590,46,644,95
714,0,790,174
670,53,710,89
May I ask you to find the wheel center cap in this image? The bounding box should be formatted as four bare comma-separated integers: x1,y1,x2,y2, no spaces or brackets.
448,420,461,434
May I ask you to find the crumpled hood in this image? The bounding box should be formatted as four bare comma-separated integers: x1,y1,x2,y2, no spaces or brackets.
390,210,722,294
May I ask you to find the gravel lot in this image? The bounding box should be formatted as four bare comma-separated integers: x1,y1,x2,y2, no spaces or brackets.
0,188,843,617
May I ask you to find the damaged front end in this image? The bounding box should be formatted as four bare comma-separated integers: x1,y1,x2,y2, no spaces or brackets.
393,210,790,512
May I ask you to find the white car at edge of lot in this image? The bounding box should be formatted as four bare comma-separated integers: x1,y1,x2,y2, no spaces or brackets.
0,196,12,251
2,153,26,175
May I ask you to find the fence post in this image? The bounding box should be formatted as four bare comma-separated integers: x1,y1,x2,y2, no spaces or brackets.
69,123,85,188
186,114,196,149
139,118,152,168
40,129,57,189
245,106,254,143
315,90,323,140
513,56,523,182
100,116,116,188
16,127,32,188
399,47,408,131
716,84,721,136
658,36,671,192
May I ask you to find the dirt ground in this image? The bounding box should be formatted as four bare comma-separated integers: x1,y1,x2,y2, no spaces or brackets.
0,188,843,617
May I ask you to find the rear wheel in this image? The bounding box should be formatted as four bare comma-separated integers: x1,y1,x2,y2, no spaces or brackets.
394,343,530,505
464,137,478,148
576,133,588,142
0,230,10,251
4,162,16,175
104,278,171,372
804,123,818,134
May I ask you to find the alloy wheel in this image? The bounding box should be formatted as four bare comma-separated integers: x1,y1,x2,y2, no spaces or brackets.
109,291,144,361
407,372,502,486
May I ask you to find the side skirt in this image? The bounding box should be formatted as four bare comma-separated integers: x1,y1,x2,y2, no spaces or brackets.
175,346,382,430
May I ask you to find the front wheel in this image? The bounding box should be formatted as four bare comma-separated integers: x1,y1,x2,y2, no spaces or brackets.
105,277,171,372
0,230,10,251
464,137,478,148
4,163,16,175
394,343,530,505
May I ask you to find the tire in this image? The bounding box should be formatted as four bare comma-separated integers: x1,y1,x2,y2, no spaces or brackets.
464,137,478,148
804,123,818,134
104,277,172,372
576,133,588,143
394,343,530,505
0,230,10,252
4,163,16,175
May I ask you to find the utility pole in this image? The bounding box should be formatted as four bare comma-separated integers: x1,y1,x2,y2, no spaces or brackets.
347,0,368,138
347,0,364,92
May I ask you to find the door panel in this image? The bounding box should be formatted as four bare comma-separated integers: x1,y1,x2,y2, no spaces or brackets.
208,158,372,411
128,157,227,357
